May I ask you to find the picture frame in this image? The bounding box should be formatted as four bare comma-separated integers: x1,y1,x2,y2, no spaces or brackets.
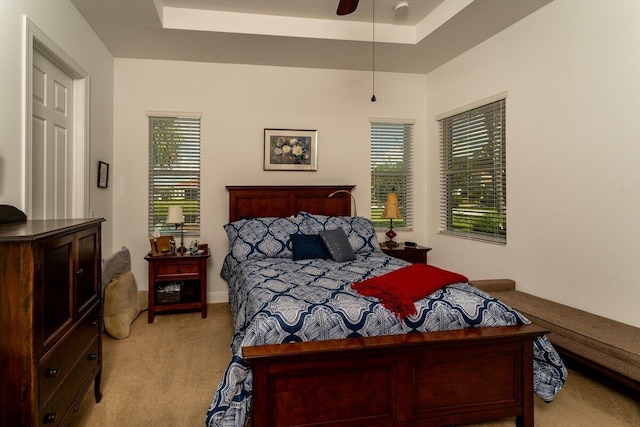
150,236,174,256
264,129,317,171
98,161,109,188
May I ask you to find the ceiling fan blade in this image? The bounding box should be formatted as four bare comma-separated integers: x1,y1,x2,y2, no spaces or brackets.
337,0,359,16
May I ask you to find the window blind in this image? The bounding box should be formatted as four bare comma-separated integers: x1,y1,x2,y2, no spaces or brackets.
370,122,413,229
148,115,201,236
439,99,506,244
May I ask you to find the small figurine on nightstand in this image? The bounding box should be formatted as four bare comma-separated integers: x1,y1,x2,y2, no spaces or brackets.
381,191,402,248
189,240,199,254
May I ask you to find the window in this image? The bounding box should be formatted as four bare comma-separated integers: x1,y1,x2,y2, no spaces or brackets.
370,120,413,229
148,114,201,236
439,98,506,244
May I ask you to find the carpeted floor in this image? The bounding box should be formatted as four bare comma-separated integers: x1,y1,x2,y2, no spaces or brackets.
73,303,639,426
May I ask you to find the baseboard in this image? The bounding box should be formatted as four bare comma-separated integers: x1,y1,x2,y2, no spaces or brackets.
206,291,229,304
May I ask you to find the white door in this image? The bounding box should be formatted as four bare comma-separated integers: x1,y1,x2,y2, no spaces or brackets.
31,49,74,220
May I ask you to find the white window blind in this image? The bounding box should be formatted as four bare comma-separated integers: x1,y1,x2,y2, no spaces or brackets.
148,115,201,236
370,121,413,229
439,99,506,244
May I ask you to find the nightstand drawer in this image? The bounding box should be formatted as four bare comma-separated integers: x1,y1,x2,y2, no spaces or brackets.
394,249,427,264
155,262,200,278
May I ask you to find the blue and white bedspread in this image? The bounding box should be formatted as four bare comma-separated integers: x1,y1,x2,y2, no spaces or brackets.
205,252,567,427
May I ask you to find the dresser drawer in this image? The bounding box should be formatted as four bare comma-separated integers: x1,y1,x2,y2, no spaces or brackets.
39,306,100,408
39,337,100,426
155,261,200,279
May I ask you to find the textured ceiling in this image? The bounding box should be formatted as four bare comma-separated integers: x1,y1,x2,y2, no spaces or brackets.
71,0,553,73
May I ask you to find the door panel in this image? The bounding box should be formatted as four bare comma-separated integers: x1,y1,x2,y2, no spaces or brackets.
32,49,73,220
32,116,46,214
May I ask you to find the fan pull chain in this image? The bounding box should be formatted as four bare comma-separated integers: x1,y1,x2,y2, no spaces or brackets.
371,0,376,102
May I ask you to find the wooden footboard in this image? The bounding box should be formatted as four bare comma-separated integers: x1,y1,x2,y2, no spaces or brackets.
244,324,547,427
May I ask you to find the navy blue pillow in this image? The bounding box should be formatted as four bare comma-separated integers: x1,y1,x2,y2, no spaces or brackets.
290,234,331,261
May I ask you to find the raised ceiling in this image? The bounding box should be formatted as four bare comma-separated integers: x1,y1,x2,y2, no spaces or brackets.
71,0,552,74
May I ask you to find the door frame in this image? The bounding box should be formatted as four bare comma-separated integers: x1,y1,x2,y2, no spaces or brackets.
24,17,91,218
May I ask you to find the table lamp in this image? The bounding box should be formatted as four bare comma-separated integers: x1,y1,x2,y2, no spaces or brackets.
167,206,187,254
381,192,402,248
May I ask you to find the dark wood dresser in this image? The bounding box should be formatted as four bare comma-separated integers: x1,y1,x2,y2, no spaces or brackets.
0,218,104,426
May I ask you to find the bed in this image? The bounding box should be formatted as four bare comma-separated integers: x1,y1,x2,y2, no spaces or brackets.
206,185,566,427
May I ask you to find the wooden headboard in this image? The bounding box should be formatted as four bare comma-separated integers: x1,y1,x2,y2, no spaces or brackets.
226,185,355,222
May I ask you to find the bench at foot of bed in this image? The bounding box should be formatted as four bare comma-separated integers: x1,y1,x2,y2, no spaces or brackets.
471,279,640,392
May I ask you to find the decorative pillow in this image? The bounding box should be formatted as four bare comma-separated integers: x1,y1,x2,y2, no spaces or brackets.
299,212,380,254
290,234,330,261
102,246,131,288
104,272,140,339
319,228,357,262
224,216,303,267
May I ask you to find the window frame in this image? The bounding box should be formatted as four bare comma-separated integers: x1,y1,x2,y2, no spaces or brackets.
370,119,414,231
438,96,506,244
147,113,201,237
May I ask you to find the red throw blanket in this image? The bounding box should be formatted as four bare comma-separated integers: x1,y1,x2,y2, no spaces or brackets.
351,264,468,319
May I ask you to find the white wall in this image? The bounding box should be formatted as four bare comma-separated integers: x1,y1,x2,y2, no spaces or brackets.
5,0,637,328
426,0,640,327
113,59,427,302
0,0,114,251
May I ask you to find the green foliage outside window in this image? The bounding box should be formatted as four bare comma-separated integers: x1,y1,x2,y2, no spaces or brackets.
148,116,201,236
371,122,413,229
440,99,506,243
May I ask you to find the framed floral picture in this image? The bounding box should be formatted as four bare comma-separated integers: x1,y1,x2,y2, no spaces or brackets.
264,129,317,171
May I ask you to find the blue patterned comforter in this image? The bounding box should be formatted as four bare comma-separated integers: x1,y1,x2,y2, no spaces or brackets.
206,252,566,427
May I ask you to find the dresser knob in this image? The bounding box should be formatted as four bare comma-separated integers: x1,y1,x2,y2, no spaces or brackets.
175,267,181,273
75,268,84,276
46,367,59,378
43,412,57,423
88,353,98,361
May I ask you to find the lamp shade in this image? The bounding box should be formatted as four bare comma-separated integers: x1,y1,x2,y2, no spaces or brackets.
166,206,185,224
381,192,402,220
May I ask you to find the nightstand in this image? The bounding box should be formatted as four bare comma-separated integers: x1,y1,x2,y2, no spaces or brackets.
381,244,431,264
144,249,210,323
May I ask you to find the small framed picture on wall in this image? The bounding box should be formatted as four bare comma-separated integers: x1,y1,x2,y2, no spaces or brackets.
98,161,109,188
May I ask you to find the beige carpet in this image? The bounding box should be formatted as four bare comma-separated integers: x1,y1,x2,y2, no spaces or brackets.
73,303,639,427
